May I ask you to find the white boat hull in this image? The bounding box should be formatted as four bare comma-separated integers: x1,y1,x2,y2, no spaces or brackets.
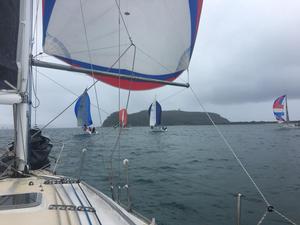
0,173,152,225
150,127,167,132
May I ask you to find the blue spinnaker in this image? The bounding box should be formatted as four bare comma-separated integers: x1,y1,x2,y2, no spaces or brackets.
74,90,93,127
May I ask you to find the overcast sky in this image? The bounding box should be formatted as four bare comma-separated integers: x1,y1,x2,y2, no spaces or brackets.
1,0,300,128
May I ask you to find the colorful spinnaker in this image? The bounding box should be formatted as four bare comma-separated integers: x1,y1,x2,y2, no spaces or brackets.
119,108,128,128
42,0,203,90
74,90,93,127
273,95,287,123
149,99,162,127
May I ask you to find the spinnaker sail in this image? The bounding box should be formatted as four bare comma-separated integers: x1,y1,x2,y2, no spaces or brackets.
42,0,203,90
74,90,93,127
119,108,128,128
273,95,286,123
149,100,162,127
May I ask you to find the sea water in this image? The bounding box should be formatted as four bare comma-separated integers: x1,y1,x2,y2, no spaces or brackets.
0,124,299,225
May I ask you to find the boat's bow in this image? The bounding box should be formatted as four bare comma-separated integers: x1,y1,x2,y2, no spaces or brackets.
0,174,152,225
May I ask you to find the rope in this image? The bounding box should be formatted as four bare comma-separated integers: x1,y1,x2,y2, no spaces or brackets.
160,88,186,103
31,44,134,138
70,183,93,225
32,0,40,126
108,128,123,200
190,86,298,225
31,74,40,110
35,69,109,115
52,143,65,173
114,0,133,43
189,86,270,206
125,45,136,111
117,0,122,202
110,38,137,203
256,209,268,225
79,0,103,127
78,183,103,225
274,209,298,225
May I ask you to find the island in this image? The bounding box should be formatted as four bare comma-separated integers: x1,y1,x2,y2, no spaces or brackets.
102,110,230,127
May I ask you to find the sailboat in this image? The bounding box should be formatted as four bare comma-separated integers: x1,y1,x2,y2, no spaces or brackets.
0,0,202,224
273,95,300,128
148,98,167,132
74,90,97,134
119,108,130,129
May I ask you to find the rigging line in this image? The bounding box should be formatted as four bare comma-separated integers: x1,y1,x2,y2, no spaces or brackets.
189,86,271,207
70,183,93,225
117,0,121,198
125,45,136,111
256,209,268,225
79,0,102,127
160,88,187,103
114,0,133,43
118,0,121,115
78,183,103,225
31,44,134,138
37,43,130,58
52,143,65,173
59,184,83,225
32,0,40,127
32,0,40,47
109,128,123,199
31,74,40,109
35,69,109,115
135,46,173,73
274,209,297,225
53,185,72,225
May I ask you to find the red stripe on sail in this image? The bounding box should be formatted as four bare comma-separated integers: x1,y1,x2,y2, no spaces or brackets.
91,73,178,91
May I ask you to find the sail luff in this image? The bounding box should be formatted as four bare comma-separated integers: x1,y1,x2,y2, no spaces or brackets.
285,95,290,124
273,95,286,123
149,99,156,127
155,101,162,126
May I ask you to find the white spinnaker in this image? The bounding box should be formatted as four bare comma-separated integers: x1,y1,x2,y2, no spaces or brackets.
43,0,192,76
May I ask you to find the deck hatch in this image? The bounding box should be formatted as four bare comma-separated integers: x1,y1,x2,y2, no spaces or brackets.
0,192,42,210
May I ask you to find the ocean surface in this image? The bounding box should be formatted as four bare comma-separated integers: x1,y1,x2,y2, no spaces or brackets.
1,124,300,225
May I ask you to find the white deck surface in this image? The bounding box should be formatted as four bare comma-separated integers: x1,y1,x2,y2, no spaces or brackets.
0,175,151,225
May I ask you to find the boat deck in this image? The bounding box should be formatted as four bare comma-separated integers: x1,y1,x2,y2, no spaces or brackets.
0,175,151,225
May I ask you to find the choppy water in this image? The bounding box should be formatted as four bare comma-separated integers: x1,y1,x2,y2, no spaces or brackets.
1,124,300,225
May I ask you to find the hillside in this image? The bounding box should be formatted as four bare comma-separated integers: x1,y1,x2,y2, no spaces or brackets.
102,110,230,127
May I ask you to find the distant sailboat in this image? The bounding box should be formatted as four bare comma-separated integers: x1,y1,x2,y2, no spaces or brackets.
273,95,299,128
148,98,167,132
119,108,129,129
74,90,97,134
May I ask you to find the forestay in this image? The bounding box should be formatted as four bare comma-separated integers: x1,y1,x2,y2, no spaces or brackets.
42,0,203,90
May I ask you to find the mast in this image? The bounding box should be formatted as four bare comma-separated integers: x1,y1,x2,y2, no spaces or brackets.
14,0,33,171
285,95,290,124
